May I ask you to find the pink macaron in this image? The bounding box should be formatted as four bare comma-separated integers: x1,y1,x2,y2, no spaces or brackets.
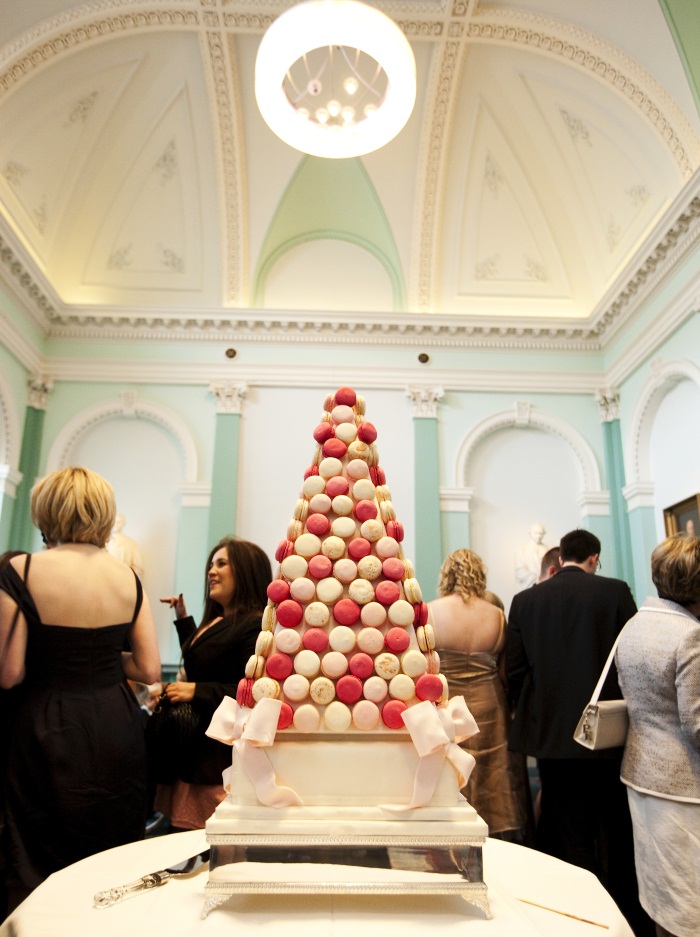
236,678,254,708
374,581,400,606
334,386,357,407
414,601,429,626
267,579,291,603
308,554,333,579
348,652,374,680
313,422,334,444
386,520,404,542
381,699,408,729
302,629,329,653
357,421,377,444
347,537,372,560
333,598,361,625
369,466,386,486
265,652,294,681
336,674,363,705
303,464,319,479
325,475,350,498
276,599,304,628
382,557,405,581
274,540,294,563
277,702,294,730
415,673,443,702
385,627,411,653
322,437,347,459
331,404,355,424
306,513,331,536
354,499,378,522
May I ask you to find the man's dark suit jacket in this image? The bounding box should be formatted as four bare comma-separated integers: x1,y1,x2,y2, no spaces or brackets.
506,566,637,759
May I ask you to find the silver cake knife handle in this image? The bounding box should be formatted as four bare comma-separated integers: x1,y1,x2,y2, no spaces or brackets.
94,869,172,907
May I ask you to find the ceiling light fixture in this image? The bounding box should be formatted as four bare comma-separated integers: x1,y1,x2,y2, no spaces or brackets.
255,0,416,159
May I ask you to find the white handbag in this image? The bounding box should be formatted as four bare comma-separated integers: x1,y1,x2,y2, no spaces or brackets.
573,633,628,750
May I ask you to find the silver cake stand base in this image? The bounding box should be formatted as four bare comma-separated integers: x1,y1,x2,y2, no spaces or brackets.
202,833,490,919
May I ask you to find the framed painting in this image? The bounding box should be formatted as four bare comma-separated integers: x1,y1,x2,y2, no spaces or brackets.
663,494,700,537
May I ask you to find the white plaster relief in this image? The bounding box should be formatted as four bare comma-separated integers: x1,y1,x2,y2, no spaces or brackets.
596,388,620,422
27,377,53,410
209,380,247,414
0,368,21,468
406,385,444,417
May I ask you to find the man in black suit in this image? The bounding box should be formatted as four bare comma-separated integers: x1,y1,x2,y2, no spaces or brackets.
506,529,652,936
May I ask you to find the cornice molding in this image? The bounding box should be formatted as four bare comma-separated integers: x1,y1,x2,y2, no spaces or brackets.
41,359,602,394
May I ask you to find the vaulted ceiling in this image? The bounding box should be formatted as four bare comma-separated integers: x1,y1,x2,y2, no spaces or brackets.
1,0,699,353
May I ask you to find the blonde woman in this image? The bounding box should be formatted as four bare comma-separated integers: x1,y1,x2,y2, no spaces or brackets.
428,548,528,839
0,467,160,907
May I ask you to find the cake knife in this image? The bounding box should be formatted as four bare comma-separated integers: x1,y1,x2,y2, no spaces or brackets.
93,848,210,907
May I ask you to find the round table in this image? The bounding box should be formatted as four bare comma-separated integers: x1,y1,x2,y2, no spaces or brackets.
0,830,633,937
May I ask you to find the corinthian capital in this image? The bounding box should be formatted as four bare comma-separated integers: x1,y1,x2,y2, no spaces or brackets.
596,388,620,422
27,377,53,410
406,386,444,418
209,381,247,415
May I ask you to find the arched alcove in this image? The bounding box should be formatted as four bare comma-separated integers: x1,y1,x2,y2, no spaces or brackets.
452,402,605,610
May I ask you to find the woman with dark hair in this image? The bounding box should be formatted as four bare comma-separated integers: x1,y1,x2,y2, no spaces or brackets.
158,536,271,831
615,533,700,937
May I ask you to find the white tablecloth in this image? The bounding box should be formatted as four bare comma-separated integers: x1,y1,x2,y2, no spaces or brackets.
0,830,633,937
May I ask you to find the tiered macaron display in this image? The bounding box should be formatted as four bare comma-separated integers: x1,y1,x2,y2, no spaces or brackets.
238,386,445,734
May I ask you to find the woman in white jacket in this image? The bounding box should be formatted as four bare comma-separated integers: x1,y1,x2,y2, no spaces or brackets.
616,534,700,937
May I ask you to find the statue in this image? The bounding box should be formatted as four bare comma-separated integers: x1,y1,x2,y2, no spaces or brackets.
515,523,549,589
106,514,145,579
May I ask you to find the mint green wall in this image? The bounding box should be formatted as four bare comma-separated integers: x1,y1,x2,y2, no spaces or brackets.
413,417,442,602
209,412,240,544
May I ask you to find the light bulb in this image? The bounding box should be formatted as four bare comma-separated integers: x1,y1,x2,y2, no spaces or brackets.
297,107,310,120
363,103,378,118
307,79,322,96
327,99,341,117
341,106,355,123
315,107,330,124
343,76,359,95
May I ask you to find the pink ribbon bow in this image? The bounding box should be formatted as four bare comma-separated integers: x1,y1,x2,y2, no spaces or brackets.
207,696,302,807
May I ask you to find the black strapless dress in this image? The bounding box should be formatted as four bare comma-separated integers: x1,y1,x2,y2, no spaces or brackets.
0,559,147,891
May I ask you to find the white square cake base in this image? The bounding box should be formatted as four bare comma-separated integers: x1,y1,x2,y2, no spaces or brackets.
204,735,489,916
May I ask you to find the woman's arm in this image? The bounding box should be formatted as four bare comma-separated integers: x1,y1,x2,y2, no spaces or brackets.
0,589,27,688
123,591,161,685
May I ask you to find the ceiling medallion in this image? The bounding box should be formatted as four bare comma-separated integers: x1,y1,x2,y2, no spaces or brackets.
255,0,416,158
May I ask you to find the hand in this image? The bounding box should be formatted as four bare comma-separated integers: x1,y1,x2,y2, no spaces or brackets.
160,594,187,619
164,681,196,703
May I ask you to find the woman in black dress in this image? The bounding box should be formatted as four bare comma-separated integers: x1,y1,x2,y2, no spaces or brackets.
158,536,271,830
0,467,161,910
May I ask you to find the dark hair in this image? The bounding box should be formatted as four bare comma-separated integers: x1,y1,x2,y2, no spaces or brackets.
539,546,561,577
200,536,271,626
559,529,601,563
651,534,700,607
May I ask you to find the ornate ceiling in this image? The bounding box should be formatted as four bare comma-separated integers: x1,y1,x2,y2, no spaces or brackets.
1,0,699,351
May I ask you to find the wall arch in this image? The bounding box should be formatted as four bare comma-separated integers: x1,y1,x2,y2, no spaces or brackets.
626,358,700,486
45,391,199,482
455,401,602,497
0,368,21,470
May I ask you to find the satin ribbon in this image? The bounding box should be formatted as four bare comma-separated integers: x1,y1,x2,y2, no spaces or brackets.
380,697,478,813
206,696,302,807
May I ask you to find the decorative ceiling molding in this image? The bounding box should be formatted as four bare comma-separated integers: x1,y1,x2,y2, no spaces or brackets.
468,8,700,176
41,358,603,394
1,176,697,354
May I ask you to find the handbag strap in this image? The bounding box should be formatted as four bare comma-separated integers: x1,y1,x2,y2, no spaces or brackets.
587,629,624,706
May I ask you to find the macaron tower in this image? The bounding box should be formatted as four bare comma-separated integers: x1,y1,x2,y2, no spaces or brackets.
204,387,489,916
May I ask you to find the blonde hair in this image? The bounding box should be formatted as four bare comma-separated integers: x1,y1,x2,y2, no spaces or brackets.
651,533,700,607
437,549,487,600
30,466,116,548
